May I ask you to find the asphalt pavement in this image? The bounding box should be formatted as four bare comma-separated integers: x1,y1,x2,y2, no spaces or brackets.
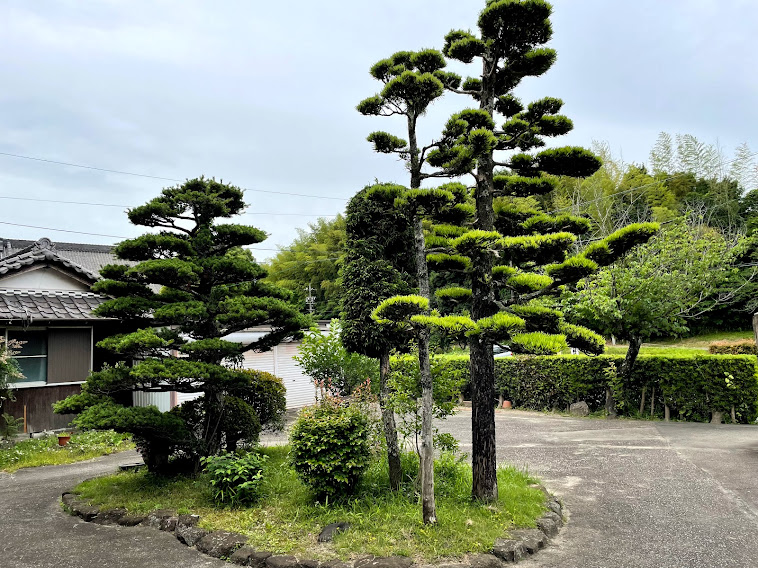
2,411,757,567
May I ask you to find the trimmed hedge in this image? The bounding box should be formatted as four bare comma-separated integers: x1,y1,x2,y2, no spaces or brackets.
391,354,758,424
709,340,758,355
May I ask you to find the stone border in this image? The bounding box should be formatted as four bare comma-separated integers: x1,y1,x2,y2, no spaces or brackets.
61,486,565,566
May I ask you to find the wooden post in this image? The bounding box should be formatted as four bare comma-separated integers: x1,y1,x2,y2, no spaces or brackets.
650,386,655,418
753,312,758,346
664,404,670,421
639,386,647,415
731,406,736,423
23,404,27,434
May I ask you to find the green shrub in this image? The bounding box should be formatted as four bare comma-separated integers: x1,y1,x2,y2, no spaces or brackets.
201,450,268,506
289,401,372,499
233,369,287,430
708,339,758,355
390,353,758,423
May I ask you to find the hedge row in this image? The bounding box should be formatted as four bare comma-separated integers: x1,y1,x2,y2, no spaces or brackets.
708,340,758,355
391,354,758,424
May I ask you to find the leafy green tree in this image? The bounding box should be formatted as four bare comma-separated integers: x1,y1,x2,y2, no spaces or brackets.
294,320,379,395
562,221,756,395
357,47,468,523
265,216,346,318
417,0,659,501
340,185,415,490
55,178,308,473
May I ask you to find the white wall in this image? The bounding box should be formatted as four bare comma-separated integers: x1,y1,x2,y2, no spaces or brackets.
0,266,89,291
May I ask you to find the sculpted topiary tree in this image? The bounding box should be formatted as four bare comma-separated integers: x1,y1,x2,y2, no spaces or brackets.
55,178,308,472
340,185,415,490
413,0,660,501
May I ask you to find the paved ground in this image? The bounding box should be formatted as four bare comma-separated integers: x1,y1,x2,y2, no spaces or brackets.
439,410,758,568
2,411,757,567
0,451,226,568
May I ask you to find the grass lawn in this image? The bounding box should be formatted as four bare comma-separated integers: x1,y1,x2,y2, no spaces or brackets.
73,446,546,562
0,430,134,472
604,330,754,356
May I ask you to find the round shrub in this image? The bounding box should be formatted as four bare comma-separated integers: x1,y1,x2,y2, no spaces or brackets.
289,402,371,499
233,369,287,430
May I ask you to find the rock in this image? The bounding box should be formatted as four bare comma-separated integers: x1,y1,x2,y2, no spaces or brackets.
527,484,549,497
354,557,413,568
160,516,178,532
318,522,351,543
512,529,546,554
546,500,562,516
569,401,590,416
467,553,502,568
320,561,350,568
247,551,273,568
118,514,146,527
145,509,176,529
69,500,99,522
536,517,558,538
93,508,127,525
230,545,258,565
196,530,248,558
266,555,300,568
176,525,209,547
177,514,200,528
299,559,321,568
61,492,77,509
541,511,562,526
492,538,527,563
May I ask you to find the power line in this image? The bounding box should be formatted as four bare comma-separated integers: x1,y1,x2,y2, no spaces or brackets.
0,220,128,239
0,151,348,202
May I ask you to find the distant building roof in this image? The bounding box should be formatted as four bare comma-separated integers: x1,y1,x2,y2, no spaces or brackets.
0,289,108,322
0,237,117,277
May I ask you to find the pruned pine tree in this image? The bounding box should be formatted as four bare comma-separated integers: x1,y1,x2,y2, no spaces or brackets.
56,178,308,473
357,49,466,523
340,185,415,491
414,0,660,501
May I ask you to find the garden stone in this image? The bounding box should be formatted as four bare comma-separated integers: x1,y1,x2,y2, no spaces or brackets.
266,555,300,568
145,509,176,529
492,538,527,563
177,514,200,528
176,525,209,547
196,530,247,558
354,557,413,568
93,508,127,525
569,401,590,416
61,492,77,508
541,511,562,526
299,559,321,568
320,561,350,568
70,500,99,522
230,546,258,565
160,515,178,532
247,551,273,568
512,529,546,554
318,522,351,542
536,517,558,538
118,513,146,527
467,553,502,568
546,500,562,516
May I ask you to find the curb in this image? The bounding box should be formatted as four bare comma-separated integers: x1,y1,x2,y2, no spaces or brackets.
61,486,565,565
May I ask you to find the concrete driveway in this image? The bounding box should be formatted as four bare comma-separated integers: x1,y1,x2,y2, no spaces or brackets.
2,412,757,567
0,451,226,568
440,410,758,568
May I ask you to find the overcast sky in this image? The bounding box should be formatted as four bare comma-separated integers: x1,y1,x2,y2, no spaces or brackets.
1,0,756,259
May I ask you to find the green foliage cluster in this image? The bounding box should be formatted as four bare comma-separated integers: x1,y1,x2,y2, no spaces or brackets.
293,320,379,395
709,340,758,355
56,178,307,473
393,354,758,423
201,450,268,506
289,401,372,499
0,338,21,409
388,355,467,451
0,430,133,472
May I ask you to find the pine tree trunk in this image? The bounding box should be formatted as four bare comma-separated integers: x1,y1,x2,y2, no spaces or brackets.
470,336,498,502
613,336,643,416
379,351,402,491
414,215,436,524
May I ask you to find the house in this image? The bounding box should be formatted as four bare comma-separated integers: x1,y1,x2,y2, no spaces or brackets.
0,237,122,432
0,237,317,432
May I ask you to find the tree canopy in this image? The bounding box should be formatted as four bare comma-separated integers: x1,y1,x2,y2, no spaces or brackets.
55,177,308,472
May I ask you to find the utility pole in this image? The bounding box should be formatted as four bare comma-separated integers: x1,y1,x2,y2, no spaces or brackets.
305,284,316,315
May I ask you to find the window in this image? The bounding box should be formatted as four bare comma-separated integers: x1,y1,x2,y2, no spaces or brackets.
7,330,47,385
6,328,92,387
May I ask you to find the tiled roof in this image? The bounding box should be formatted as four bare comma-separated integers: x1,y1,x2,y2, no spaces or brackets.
1,237,119,277
0,248,102,282
0,289,108,321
